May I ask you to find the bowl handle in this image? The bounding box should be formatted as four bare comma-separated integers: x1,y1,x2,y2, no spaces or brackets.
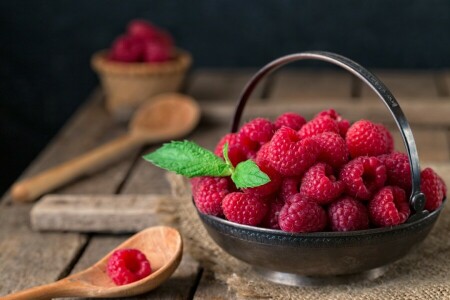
231,51,427,220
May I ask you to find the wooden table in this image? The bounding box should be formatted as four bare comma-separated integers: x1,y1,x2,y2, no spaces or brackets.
1,69,449,299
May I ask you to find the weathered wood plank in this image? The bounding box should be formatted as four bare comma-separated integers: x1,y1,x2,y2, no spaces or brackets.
31,194,176,233
65,236,201,300
0,90,140,296
186,69,270,102
201,100,450,126
389,127,450,162
2,89,138,204
361,71,439,98
0,205,87,296
269,70,353,101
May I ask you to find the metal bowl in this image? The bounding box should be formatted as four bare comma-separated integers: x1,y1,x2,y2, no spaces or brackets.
193,52,445,285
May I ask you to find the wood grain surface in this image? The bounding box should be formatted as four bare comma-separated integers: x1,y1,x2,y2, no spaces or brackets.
1,69,449,298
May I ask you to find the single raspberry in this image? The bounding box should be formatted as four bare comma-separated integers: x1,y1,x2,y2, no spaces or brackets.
240,118,275,145
315,109,350,137
274,113,306,131
278,195,327,233
340,156,387,200
298,115,340,139
314,132,349,168
346,120,390,158
214,133,253,166
143,41,171,63
260,198,285,229
127,20,160,40
369,186,410,227
279,177,301,203
377,124,394,153
193,177,232,216
299,163,345,205
255,142,271,166
378,152,411,192
245,163,282,197
421,168,445,211
438,174,447,198
222,192,268,226
328,197,369,231
107,248,152,286
109,35,144,62
268,127,320,176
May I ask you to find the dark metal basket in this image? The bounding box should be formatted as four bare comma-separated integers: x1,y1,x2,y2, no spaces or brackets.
194,51,445,286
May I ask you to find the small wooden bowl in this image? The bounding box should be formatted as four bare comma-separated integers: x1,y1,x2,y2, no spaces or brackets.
91,49,192,122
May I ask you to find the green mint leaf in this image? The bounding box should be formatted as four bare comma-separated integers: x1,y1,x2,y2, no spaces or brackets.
143,141,231,178
231,160,271,189
222,142,235,171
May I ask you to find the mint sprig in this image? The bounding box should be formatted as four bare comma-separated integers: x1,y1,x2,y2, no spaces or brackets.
143,140,270,189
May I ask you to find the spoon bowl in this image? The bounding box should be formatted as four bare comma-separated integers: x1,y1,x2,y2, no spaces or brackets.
3,226,183,299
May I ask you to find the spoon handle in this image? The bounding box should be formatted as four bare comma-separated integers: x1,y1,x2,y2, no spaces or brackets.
11,133,144,202
2,278,76,300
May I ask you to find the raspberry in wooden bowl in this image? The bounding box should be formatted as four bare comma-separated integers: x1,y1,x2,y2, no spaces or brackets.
146,52,446,285
92,20,192,121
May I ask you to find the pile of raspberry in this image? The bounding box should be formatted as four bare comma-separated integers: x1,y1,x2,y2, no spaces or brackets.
192,110,447,233
108,19,174,63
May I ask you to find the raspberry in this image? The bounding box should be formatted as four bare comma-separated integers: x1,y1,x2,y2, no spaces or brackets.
438,174,447,198
377,124,394,153
298,115,340,139
193,177,232,216
107,248,152,286
240,118,275,145
314,132,349,168
127,20,160,40
268,127,320,176
328,197,369,231
378,152,411,192
214,133,253,166
278,195,327,233
299,163,345,205
369,186,410,227
255,142,271,166
346,120,390,158
340,156,387,200
222,192,268,226
279,177,301,203
421,168,445,211
245,163,282,197
143,41,171,63
260,198,285,229
274,113,306,131
315,109,350,137
109,35,144,62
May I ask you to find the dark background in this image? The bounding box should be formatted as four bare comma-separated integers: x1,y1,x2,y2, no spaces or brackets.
1,0,450,194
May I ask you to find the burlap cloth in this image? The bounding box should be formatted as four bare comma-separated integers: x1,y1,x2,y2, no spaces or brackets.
166,172,450,299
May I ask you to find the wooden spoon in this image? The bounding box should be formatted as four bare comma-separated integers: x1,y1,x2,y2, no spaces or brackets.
3,226,183,299
11,93,200,202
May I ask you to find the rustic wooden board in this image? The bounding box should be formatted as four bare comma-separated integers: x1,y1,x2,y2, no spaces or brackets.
31,194,176,233
201,100,450,126
0,205,87,296
360,71,440,98
186,68,271,102
389,127,450,162
443,72,450,96
0,90,140,296
65,236,201,300
269,70,353,101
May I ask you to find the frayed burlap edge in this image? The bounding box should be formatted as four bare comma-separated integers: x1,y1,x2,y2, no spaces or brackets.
166,172,450,300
